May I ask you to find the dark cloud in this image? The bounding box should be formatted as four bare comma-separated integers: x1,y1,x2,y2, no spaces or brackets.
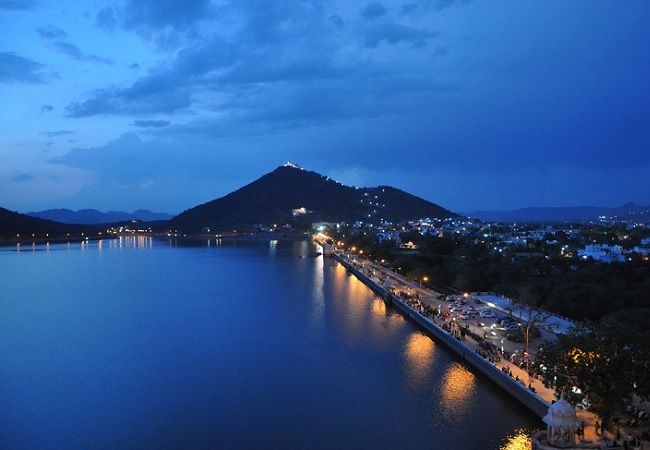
360,2,387,20
118,0,214,47
37,25,67,40
66,74,191,117
133,119,170,128
40,104,54,113
328,14,344,28
364,23,438,47
51,41,113,64
401,3,417,14
64,0,450,136
39,130,73,137
36,25,113,64
0,0,35,10
11,173,33,182
0,52,47,83
96,6,118,32
129,63,140,69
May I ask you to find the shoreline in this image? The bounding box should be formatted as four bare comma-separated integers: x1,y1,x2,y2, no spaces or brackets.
0,231,311,248
328,249,550,418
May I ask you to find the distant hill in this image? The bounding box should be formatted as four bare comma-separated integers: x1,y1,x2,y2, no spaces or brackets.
172,163,457,231
0,207,91,237
467,202,650,223
28,208,173,224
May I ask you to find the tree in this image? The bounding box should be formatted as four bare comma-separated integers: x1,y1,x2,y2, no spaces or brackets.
510,285,550,383
536,321,650,428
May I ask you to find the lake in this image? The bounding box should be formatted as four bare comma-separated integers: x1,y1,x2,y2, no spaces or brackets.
0,237,539,449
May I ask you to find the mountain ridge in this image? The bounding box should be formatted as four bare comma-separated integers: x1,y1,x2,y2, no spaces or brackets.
28,208,173,225
467,203,650,223
0,206,93,237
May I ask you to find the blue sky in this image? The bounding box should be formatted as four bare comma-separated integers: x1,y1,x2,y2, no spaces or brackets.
1,0,649,214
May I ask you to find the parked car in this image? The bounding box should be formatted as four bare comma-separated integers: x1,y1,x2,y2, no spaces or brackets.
480,309,495,318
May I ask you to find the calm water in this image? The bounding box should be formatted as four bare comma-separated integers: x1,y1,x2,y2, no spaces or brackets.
0,237,539,449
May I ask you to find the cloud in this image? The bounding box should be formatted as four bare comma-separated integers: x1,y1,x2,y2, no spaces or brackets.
0,52,47,83
328,14,344,28
96,6,119,32
41,104,54,113
66,73,191,117
401,3,417,14
51,41,113,64
36,25,67,40
123,0,213,31
116,0,214,47
364,23,438,47
65,0,450,136
36,25,113,64
39,130,73,137
360,2,387,20
0,0,35,11
133,119,170,128
51,133,244,186
11,173,33,182
129,63,140,69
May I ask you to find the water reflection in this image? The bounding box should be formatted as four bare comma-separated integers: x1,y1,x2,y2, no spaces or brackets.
371,298,387,317
327,262,404,346
500,429,533,450
309,250,325,333
404,332,436,388
439,362,477,420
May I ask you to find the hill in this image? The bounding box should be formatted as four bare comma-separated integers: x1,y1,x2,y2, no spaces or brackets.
28,208,173,224
0,207,92,237
468,202,650,223
171,163,457,231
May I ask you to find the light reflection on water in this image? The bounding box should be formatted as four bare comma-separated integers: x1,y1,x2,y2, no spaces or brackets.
404,332,436,388
309,243,325,333
439,361,477,420
500,429,533,450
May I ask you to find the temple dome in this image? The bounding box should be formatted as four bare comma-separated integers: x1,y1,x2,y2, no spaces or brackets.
543,394,577,429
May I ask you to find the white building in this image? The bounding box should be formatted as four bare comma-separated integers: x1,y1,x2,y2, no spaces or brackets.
577,244,625,263
377,231,401,244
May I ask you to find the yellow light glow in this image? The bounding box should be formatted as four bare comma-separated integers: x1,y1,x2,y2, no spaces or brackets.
500,429,533,450
440,362,476,419
404,333,436,386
